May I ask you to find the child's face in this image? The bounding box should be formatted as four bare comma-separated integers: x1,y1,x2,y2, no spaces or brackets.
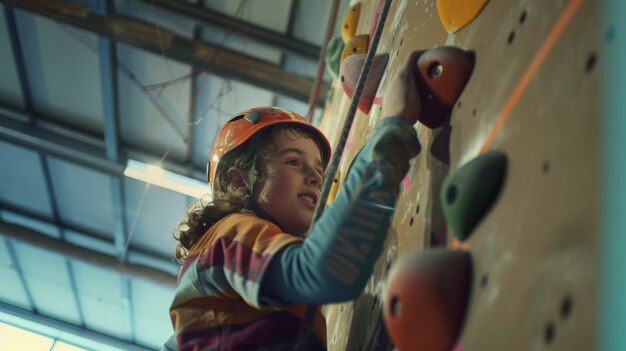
253,128,324,236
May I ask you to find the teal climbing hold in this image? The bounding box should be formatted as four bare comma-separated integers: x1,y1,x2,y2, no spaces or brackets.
441,151,507,240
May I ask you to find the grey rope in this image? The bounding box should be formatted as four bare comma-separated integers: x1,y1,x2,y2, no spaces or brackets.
314,0,393,220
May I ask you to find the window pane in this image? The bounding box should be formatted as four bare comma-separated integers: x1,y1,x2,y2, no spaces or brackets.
0,322,53,350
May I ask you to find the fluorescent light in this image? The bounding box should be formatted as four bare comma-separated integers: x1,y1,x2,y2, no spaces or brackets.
124,159,210,199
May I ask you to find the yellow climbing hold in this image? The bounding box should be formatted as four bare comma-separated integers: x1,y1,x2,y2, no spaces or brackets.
436,0,490,33
340,34,369,64
327,172,341,205
341,3,361,44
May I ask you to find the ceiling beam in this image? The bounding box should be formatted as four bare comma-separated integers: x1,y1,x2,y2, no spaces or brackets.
1,237,36,308
0,301,155,351
0,111,125,176
132,0,321,60
95,0,136,341
0,221,177,287
94,0,127,266
0,200,179,275
185,27,202,176
3,5,34,118
4,3,52,320
0,107,211,199
38,154,88,327
0,106,207,178
1,0,326,105
96,3,120,165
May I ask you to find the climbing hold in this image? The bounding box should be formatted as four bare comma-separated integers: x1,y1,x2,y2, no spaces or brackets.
368,0,385,40
440,151,507,240
327,171,341,205
383,249,472,351
436,0,490,33
414,47,475,128
325,36,345,79
449,237,470,251
341,3,362,44
340,53,389,114
340,34,370,64
402,175,411,191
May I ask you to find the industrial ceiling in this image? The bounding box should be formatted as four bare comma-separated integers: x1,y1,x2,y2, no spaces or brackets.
0,0,347,349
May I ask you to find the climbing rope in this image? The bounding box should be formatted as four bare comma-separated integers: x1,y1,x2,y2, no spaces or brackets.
293,0,393,349
315,0,392,218
305,0,342,122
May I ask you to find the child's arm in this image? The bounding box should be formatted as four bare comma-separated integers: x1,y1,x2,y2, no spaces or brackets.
259,54,422,305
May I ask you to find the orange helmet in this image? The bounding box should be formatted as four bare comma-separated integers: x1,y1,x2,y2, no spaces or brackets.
208,107,332,190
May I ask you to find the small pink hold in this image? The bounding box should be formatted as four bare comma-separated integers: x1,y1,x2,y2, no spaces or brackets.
451,344,464,351
340,125,357,165
345,124,357,151
345,136,355,151
402,175,411,190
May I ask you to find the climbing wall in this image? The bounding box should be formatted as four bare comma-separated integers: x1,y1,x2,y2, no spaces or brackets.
319,0,600,350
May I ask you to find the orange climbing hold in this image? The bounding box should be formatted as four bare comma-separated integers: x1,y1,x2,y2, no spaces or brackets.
436,0,490,33
449,238,470,251
341,3,361,44
340,34,370,64
383,249,472,351
340,53,389,114
413,47,475,128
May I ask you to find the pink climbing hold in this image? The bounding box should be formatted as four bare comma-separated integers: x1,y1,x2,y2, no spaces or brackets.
340,53,390,114
339,123,357,166
402,175,412,191
368,0,385,41
345,122,357,151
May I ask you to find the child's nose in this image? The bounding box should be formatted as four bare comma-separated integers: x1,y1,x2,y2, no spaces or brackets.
306,167,323,187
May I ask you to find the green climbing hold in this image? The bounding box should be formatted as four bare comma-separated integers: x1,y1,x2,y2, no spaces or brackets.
325,36,345,80
441,151,507,240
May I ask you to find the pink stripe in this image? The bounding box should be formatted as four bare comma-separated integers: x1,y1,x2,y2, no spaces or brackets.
197,237,272,281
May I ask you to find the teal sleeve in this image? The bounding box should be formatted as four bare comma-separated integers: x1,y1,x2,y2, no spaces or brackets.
259,117,420,304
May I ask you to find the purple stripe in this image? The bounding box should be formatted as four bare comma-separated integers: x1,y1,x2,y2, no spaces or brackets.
196,237,273,282
177,312,325,351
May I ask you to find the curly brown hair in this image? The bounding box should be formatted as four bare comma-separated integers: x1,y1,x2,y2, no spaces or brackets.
172,124,328,262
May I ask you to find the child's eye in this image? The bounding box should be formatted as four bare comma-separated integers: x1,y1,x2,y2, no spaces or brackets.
287,159,300,167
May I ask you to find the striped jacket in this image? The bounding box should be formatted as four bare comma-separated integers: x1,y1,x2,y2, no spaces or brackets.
168,213,326,350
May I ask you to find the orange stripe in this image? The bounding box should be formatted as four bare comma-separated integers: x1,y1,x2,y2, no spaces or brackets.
172,299,326,340
190,213,301,258
479,0,583,154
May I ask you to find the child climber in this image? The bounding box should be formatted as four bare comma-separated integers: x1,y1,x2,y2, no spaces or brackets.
164,54,422,351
